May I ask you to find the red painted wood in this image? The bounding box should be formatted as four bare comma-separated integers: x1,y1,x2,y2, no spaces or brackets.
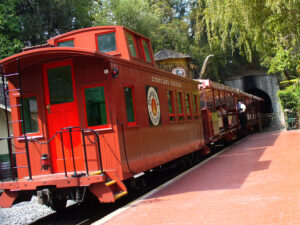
42,59,83,173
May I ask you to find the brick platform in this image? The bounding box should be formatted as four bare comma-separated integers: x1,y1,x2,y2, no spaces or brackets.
95,130,300,225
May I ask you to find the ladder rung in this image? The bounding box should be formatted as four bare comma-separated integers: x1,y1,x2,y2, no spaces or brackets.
13,166,28,169
8,120,23,124
13,151,26,154
106,180,116,187
4,73,19,77
5,88,20,93
114,191,128,200
7,104,22,108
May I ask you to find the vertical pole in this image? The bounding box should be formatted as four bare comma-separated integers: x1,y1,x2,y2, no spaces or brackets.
68,128,77,176
60,132,68,178
1,66,16,180
93,130,103,173
81,130,89,176
18,59,26,135
24,136,32,180
17,59,32,179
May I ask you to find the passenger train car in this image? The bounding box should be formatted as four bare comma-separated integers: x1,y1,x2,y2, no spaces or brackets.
0,26,262,210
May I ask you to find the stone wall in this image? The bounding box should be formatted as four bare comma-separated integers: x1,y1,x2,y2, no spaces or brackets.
225,74,285,129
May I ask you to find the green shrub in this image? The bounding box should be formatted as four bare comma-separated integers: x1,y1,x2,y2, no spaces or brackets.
278,84,300,112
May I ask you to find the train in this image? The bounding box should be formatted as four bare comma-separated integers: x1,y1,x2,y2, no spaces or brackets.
0,26,263,210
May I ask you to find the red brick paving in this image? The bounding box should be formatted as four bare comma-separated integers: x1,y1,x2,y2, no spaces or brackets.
95,130,300,225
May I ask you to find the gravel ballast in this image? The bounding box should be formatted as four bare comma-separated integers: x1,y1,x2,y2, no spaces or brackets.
0,196,75,225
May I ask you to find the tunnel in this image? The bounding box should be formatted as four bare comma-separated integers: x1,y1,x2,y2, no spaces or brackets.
245,88,273,114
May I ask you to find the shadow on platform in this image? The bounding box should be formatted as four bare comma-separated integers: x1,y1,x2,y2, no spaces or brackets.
148,131,280,199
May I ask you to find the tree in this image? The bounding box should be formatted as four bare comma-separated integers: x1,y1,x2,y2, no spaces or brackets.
93,0,159,39
196,0,300,78
0,0,23,59
17,0,94,46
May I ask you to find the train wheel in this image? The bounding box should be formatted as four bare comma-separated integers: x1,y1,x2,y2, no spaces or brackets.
192,151,201,164
49,197,67,211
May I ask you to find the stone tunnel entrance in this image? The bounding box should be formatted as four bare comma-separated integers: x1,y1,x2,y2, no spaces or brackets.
225,73,284,130
245,88,273,114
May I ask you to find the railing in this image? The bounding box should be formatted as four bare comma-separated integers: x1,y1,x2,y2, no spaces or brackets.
258,113,285,131
0,127,103,181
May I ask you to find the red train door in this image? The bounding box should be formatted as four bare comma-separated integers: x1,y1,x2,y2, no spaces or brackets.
43,60,83,173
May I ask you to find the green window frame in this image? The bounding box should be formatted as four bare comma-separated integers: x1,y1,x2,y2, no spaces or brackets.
124,86,136,125
142,40,152,63
97,32,117,53
47,65,74,105
126,33,138,58
193,95,199,119
20,96,39,134
84,85,108,128
185,94,192,120
177,92,184,120
57,40,74,47
167,91,175,121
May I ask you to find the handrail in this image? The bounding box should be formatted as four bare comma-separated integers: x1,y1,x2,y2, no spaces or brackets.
0,127,103,181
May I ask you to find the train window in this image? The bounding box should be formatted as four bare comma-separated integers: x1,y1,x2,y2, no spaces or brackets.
206,89,213,109
126,33,138,58
167,91,175,121
142,40,152,63
219,90,225,106
124,86,137,125
84,86,108,127
214,90,220,108
225,92,235,110
200,93,206,109
57,39,74,47
177,92,184,120
20,96,39,134
47,65,74,105
97,32,117,53
185,94,192,120
193,95,199,119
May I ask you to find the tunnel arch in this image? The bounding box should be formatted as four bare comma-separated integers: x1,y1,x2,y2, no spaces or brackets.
245,88,273,114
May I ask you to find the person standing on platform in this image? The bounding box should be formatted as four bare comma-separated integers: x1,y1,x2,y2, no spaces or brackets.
222,104,229,130
237,100,247,130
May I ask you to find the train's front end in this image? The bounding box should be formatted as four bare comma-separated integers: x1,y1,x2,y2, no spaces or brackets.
0,36,127,210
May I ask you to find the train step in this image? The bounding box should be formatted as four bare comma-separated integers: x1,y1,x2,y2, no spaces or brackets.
114,190,128,200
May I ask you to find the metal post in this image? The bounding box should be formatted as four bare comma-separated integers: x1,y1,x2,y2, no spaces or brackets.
1,66,16,180
89,129,103,173
68,128,77,176
60,132,68,178
24,136,32,180
17,59,32,179
81,130,89,176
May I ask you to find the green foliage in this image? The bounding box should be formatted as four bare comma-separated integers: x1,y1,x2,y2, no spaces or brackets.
0,0,23,58
278,81,300,112
93,0,159,39
1,0,299,84
0,0,94,60
17,0,94,46
197,0,300,78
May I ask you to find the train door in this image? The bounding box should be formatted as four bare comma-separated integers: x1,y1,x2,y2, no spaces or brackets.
43,60,83,173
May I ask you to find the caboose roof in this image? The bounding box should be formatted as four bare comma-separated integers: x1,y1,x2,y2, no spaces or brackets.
46,26,156,67
0,47,110,74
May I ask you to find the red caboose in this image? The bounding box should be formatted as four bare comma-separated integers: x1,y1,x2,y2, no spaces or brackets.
0,26,206,209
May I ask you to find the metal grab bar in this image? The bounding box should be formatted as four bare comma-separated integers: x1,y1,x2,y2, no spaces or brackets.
0,127,103,181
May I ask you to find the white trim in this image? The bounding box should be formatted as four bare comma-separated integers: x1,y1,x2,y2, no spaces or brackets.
0,104,11,112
